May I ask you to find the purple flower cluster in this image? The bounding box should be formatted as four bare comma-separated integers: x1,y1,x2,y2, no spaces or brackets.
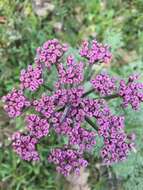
48,147,88,176
66,87,84,106
80,40,112,64
2,38,141,176
97,115,135,164
68,104,85,123
33,95,55,118
2,89,30,118
53,119,96,152
68,125,96,152
20,65,43,91
35,39,68,69
91,73,116,96
26,114,49,139
53,87,85,124
82,98,111,118
12,132,39,161
118,75,143,110
54,116,72,135
53,87,84,107
57,55,84,86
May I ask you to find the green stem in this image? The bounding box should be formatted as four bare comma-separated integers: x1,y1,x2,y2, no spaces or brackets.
82,88,95,97
60,106,70,123
83,88,119,100
85,116,98,131
98,94,119,100
56,106,65,112
43,84,53,92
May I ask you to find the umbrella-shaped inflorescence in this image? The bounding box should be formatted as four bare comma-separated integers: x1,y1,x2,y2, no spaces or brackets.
2,39,142,176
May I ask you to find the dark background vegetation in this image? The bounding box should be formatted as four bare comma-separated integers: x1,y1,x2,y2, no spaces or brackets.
0,0,143,189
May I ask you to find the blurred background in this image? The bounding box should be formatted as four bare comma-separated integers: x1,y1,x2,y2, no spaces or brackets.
0,0,143,189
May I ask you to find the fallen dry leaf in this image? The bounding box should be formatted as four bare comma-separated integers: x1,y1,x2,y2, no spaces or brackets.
0,16,6,24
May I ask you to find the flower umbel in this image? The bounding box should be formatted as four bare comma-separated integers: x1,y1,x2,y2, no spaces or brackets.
20,65,43,91
2,89,30,118
80,39,112,64
118,74,143,110
2,39,141,176
12,132,39,161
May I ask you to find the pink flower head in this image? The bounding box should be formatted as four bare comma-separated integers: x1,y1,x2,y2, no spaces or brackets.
26,114,49,139
35,39,68,69
2,89,30,118
20,65,43,91
12,132,39,161
80,39,112,64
